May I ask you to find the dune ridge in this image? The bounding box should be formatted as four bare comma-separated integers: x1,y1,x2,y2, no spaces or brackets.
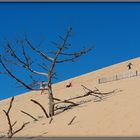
0,57,140,137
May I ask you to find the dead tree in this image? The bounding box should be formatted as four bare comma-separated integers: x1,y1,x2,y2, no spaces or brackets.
0,27,93,117
81,85,116,95
54,85,117,114
3,97,29,138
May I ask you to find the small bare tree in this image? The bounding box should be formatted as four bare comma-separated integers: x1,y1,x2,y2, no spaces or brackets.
0,27,93,117
3,97,29,138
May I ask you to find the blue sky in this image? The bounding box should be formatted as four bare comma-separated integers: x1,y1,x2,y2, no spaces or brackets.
0,2,140,100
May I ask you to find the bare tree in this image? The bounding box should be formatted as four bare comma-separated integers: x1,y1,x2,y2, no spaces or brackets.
3,97,29,138
0,27,93,117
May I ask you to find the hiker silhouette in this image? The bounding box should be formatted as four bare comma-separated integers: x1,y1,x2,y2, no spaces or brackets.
127,62,133,70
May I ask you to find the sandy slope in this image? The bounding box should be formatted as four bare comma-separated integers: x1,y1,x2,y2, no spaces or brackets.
0,57,140,137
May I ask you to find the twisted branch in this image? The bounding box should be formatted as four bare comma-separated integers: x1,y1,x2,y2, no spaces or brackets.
30,99,49,118
3,97,29,138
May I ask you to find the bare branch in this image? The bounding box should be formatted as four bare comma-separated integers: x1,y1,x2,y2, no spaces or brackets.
81,85,116,95
61,47,93,56
30,99,49,118
54,97,78,106
12,121,30,137
6,44,48,77
6,97,14,114
26,39,54,62
54,106,66,111
68,116,76,125
11,121,17,128
0,56,33,90
54,85,104,110
27,68,48,77
3,98,13,137
7,43,25,65
53,97,61,101
0,56,49,90
56,47,93,63
55,104,77,114
49,117,53,124
48,27,72,83
59,35,65,41
20,42,30,66
20,110,38,121
81,85,102,99
3,97,30,138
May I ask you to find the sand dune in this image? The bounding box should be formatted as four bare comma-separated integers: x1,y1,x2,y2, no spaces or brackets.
0,57,140,137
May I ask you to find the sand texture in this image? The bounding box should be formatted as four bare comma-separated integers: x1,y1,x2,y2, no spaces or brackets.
0,57,140,137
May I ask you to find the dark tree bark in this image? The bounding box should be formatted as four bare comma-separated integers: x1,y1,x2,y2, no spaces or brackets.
20,110,38,121
30,99,49,118
68,116,76,125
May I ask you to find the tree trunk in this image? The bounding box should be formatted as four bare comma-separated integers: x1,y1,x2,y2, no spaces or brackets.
48,84,54,117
